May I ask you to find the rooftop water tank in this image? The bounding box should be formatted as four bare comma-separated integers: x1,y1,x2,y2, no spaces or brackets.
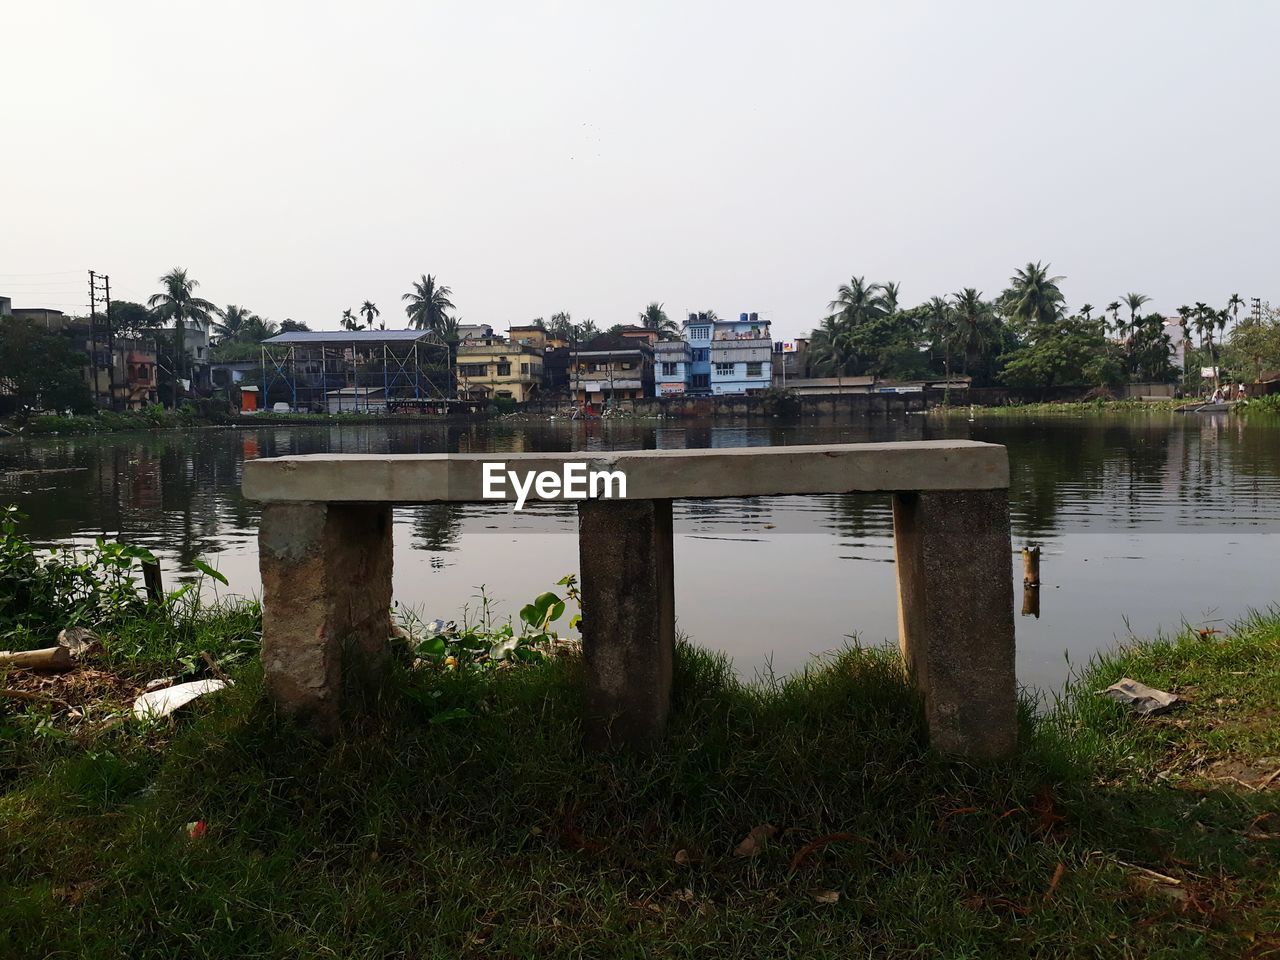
750,312,758,323
688,313,697,323
740,312,748,322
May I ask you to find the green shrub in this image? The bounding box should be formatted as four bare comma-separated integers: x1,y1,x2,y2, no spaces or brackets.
0,506,150,645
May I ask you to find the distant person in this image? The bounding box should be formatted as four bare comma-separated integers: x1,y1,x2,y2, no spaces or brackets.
1237,383,1248,401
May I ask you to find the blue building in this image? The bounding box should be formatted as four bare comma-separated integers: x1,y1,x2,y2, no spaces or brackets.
651,312,773,397
684,313,713,394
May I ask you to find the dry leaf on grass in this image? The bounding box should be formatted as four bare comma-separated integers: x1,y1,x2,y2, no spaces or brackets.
733,824,777,857
811,889,840,904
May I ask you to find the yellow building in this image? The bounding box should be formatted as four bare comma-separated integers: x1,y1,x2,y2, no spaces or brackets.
456,339,543,402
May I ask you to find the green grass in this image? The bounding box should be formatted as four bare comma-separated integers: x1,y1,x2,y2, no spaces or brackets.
934,398,1190,417
2,606,1279,958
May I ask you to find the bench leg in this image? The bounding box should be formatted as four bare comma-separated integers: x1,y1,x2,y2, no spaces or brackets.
258,502,394,736
892,489,1017,759
577,498,676,751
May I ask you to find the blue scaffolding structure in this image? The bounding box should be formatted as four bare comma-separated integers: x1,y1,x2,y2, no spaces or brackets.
259,330,450,413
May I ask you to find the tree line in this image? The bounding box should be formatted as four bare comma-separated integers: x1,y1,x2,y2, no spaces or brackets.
804,262,1263,393
4,260,1273,414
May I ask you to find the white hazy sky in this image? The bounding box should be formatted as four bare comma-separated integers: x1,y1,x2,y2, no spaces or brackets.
2,1,1276,341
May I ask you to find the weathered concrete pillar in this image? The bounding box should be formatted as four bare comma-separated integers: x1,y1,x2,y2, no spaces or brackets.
258,502,394,736
891,489,1017,759
577,498,676,751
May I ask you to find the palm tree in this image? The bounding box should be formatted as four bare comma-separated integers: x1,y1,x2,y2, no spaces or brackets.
827,276,887,328
638,302,678,338
1106,301,1122,333
402,274,455,333
808,315,857,387
341,309,359,331
434,314,462,396
148,267,216,407
575,318,600,341
214,304,254,342
360,300,380,329
547,312,574,341
879,281,902,314
1006,262,1066,325
951,288,992,376
925,296,957,402
1192,302,1226,390
1123,293,1150,329
1120,294,1151,376
241,314,279,342
1227,293,1244,325
1175,305,1193,380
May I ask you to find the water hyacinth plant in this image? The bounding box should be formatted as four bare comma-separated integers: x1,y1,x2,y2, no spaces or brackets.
400,574,582,672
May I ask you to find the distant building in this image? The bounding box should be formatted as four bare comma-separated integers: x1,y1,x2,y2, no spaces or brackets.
11,306,66,328
508,324,572,396
0,296,11,316
617,325,660,346
111,339,160,409
1164,319,1188,372
684,313,713,394
456,339,543,402
709,313,772,395
572,340,654,404
457,323,496,343
771,338,809,385
507,324,567,350
654,340,690,397
326,386,388,414
141,317,214,393
652,311,772,397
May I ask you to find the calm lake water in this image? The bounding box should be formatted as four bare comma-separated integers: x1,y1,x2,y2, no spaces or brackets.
3,411,1278,694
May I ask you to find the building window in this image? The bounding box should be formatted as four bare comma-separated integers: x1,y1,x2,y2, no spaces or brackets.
621,361,633,370
691,348,709,362
458,363,488,377
661,362,678,376
746,362,763,377
714,362,735,377
689,325,709,340
497,362,511,376
691,373,710,390
520,363,529,375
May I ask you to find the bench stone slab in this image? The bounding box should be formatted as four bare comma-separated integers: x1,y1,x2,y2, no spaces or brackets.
242,441,1008,503
242,440,1019,760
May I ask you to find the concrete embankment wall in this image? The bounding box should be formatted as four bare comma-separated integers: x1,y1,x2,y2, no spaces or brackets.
517,392,932,418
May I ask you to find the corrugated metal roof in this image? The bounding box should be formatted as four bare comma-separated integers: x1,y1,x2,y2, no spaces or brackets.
262,329,436,344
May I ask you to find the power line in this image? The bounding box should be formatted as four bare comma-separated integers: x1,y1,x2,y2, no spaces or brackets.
0,270,82,277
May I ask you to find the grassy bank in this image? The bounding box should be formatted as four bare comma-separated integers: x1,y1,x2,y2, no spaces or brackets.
2,600,1278,957
933,398,1190,417
1,409,496,437
2,408,217,436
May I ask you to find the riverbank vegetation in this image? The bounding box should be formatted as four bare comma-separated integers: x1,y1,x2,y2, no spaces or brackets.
807,263,1279,396
2,517,1278,957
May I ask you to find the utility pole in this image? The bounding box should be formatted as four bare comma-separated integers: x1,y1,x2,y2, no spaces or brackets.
103,274,114,409
87,271,115,409
88,271,100,402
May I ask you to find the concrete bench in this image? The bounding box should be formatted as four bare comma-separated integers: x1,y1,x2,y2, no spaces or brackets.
242,441,1017,759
